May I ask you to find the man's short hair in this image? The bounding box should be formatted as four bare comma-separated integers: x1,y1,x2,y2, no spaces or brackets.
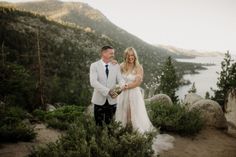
101,45,114,53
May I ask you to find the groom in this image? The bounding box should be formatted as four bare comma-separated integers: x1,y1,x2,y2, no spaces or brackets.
90,46,125,126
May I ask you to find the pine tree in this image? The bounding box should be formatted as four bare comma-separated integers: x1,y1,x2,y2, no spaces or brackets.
228,62,236,87
159,56,179,103
1,41,4,67
36,29,45,110
212,51,236,109
188,82,197,93
205,91,210,99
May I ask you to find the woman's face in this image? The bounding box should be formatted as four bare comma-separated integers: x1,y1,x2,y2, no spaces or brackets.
127,51,135,64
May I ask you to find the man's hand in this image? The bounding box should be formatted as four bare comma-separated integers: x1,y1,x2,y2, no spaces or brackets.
109,90,119,98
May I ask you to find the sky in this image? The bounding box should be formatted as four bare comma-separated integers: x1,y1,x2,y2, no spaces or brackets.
2,0,236,54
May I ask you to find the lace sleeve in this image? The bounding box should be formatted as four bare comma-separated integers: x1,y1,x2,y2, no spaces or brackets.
135,66,144,83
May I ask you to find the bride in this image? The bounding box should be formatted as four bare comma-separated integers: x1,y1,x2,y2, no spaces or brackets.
115,47,175,155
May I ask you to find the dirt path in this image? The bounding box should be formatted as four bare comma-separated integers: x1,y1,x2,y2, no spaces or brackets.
0,124,62,157
161,128,236,157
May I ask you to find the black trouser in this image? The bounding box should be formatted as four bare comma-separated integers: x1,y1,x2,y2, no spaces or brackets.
94,99,117,126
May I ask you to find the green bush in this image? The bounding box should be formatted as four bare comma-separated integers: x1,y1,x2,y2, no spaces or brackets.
29,116,156,157
33,105,85,130
32,109,46,121
0,106,26,122
0,106,36,142
0,121,36,142
148,103,204,136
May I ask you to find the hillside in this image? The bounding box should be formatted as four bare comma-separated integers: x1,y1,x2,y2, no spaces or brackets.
0,0,187,59
0,5,204,108
0,6,119,107
1,1,224,59
0,0,206,92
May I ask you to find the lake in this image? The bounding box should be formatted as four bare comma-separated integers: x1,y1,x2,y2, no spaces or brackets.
176,56,236,101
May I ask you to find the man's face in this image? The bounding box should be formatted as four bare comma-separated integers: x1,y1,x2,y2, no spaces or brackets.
102,48,115,61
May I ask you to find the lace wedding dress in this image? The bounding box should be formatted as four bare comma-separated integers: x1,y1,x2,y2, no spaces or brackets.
115,72,175,155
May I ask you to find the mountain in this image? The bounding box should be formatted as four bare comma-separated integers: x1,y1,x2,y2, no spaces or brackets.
0,0,181,58
157,44,224,58
0,3,204,107
1,0,221,59
0,6,161,106
0,1,205,70
0,6,118,107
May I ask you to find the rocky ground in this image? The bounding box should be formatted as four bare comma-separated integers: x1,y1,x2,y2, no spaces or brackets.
0,124,236,157
0,124,62,157
161,127,236,157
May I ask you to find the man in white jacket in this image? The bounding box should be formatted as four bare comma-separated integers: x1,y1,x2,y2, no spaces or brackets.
90,46,125,126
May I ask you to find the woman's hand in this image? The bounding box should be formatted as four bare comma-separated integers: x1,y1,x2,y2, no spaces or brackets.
124,83,129,90
121,83,129,91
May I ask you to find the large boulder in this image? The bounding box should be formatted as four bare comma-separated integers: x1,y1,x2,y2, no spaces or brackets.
189,99,227,129
46,104,56,112
183,93,203,108
225,88,236,127
145,94,173,106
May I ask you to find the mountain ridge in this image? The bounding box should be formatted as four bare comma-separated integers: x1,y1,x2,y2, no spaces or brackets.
0,0,224,58
0,0,177,58
157,44,224,58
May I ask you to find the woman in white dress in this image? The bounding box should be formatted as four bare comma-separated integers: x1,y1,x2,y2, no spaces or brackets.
115,47,175,155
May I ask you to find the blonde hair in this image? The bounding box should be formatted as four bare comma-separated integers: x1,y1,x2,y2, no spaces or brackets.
121,47,142,74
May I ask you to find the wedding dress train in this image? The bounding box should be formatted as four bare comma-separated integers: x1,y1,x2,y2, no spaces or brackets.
115,72,175,155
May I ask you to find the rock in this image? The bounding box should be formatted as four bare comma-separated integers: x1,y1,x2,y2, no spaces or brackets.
189,99,227,129
145,94,173,106
183,93,203,108
46,104,56,112
225,88,236,127
227,121,236,138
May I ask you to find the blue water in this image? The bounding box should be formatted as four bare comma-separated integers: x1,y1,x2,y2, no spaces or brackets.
176,56,236,100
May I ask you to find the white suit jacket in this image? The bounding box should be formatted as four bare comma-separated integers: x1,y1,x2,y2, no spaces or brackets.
90,60,125,105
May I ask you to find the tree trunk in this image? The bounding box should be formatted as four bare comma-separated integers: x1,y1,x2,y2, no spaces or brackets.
36,29,45,110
